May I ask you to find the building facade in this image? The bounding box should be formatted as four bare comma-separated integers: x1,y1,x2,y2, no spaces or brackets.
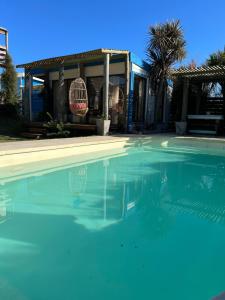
17,49,153,132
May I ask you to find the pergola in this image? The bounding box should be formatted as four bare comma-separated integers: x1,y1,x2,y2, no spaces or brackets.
17,48,130,123
171,65,225,134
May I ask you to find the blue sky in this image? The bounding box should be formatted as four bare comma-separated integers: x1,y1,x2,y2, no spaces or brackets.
1,0,225,67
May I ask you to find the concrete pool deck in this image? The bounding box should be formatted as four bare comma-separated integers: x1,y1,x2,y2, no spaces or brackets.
0,135,133,168
1,134,225,169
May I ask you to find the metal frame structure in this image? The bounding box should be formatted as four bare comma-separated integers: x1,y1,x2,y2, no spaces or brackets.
0,27,8,68
171,66,225,135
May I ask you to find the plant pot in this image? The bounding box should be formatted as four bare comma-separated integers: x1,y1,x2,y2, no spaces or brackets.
96,119,111,136
175,121,187,135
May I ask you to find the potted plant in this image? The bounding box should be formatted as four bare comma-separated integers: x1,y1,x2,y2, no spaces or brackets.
96,114,111,136
175,119,187,135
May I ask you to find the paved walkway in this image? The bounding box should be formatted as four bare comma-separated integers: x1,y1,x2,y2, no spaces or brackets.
1,133,225,156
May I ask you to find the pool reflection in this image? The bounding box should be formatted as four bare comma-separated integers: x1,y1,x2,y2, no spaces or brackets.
1,148,225,232
1,148,225,300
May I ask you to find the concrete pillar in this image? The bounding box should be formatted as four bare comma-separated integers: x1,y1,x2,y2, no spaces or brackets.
181,78,189,121
24,72,32,121
124,53,130,130
103,54,110,120
127,71,135,132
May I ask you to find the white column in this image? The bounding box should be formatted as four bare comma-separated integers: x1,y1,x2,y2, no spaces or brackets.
103,54,110,120
124,53,130,130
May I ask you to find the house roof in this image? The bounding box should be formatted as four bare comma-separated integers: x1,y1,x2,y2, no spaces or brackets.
172,65,225,80
17,48,129,69
0,27,8,34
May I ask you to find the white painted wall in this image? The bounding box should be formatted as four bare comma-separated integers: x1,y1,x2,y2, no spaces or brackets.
131,63,149,77
49,62,125,81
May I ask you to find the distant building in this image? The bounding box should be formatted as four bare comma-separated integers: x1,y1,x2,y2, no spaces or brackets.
0,27,8,67
0,73,44,113
0,26,44,115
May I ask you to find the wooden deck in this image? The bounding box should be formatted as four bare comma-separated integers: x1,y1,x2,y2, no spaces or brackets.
22,122,97,139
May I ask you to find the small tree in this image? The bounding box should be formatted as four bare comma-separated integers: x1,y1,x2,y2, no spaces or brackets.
147,20,186,123
1,53,18,105
206,48,225,100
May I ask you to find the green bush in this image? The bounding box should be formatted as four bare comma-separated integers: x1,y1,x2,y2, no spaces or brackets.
44,113,70,138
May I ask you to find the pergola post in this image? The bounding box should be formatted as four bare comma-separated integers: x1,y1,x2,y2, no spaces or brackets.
24,72,32,121
124,53,130,130
57,65,66,121
181,78,189,121
163,88,168,124
103,53,110,120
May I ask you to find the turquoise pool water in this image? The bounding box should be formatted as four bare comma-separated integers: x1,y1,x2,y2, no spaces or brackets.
1,144,225,300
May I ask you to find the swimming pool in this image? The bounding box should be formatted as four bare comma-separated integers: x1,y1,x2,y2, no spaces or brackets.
1,140,225,300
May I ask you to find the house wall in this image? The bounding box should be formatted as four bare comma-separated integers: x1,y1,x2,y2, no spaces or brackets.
127,53,151,132
49,62,125,81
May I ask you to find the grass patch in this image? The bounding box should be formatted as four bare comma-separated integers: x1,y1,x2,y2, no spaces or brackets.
0,134,25,142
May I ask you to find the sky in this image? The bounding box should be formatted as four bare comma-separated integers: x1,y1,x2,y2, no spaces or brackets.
1,0,225,68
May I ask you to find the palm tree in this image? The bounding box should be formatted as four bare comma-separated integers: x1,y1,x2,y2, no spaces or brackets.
147,20,186,124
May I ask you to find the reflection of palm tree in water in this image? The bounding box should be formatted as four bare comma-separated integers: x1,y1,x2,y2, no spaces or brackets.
126,171,173,240
138,201,173,240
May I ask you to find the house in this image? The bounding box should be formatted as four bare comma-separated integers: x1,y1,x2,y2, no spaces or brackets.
17,49,153,133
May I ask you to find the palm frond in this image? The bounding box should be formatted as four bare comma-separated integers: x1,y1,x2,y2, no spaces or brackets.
146,20,186,91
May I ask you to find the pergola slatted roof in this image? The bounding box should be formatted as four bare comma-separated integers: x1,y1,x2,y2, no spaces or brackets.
172,65,225,79
17,48,129,69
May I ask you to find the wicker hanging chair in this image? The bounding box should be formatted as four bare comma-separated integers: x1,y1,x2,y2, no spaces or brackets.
69,78,88,116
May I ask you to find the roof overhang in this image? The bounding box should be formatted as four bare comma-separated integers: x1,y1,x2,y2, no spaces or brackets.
0,27,8,35
171,65,225,81
16,48,129,69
